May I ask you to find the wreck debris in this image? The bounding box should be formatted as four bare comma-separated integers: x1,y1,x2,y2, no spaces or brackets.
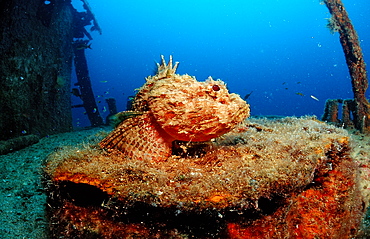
322,99,341,124
0,134,39,155
73,39,103,127
323,0,370,133
322,99,356,129
80,0,102,35
71,1,103,127
45,117,365,238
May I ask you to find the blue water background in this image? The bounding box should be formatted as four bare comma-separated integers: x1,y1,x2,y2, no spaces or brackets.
71,0,370,128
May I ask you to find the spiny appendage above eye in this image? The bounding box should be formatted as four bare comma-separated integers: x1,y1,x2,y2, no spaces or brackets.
156,55,179,79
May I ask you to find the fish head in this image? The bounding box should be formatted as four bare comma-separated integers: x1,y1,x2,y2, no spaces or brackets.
147,71,250,142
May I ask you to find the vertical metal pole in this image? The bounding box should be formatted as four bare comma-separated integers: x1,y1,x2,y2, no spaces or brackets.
73,42,103,127
323,0,370,133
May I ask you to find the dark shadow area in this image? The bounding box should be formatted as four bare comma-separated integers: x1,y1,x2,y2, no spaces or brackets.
47,181,286,238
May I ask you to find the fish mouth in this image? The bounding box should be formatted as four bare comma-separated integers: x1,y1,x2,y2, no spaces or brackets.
233,104,250,120
229,94,250,121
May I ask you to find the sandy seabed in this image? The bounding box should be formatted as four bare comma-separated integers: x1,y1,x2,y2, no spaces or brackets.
0,121,369,238
0,127,105,239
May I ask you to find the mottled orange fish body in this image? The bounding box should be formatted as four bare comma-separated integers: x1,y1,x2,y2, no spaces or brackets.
100,56,250,161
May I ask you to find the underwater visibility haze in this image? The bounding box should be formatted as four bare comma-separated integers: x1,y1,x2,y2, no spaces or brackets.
71,0,370,127
2,1,370,237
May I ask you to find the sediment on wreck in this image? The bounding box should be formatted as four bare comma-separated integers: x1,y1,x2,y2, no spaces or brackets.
0,0,75,141
323,0,370,133
44,117,366,238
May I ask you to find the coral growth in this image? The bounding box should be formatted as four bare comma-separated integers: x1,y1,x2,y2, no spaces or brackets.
326,16,340,34
45,117,366,238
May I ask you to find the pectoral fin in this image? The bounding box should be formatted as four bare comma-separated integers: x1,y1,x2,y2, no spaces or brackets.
99,112,174,161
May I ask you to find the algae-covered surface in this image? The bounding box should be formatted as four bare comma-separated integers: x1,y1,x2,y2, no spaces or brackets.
46,117,354,209
0,117,369,238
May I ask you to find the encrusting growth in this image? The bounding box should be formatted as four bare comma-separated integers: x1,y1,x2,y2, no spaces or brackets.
44,56,367,238
323,0,370,133
45,117,366,237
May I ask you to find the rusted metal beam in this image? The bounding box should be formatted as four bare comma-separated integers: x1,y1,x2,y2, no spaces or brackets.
73,40,103,127
323,0,370,133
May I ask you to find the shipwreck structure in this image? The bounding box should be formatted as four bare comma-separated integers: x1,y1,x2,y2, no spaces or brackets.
71,0,103,127
45,117,366,238
0,0,103,154
322,0,370,133
0,0,75,141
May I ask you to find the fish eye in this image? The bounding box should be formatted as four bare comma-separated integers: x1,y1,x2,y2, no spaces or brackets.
212,85,220,91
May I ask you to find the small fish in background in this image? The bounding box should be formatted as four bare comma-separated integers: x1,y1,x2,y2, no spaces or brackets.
295,92,305,96
243,91,253,100
296,81,301,84
310,95,319,101
76,43,92,50
282,82,286,85
71,88,81,97
102,106,107,112
100,81,108,83
92,108,97,113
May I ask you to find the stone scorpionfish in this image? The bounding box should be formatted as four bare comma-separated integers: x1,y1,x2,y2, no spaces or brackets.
99,56,250,161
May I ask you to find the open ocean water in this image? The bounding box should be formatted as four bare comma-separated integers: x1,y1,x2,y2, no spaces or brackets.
70,0,370,128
